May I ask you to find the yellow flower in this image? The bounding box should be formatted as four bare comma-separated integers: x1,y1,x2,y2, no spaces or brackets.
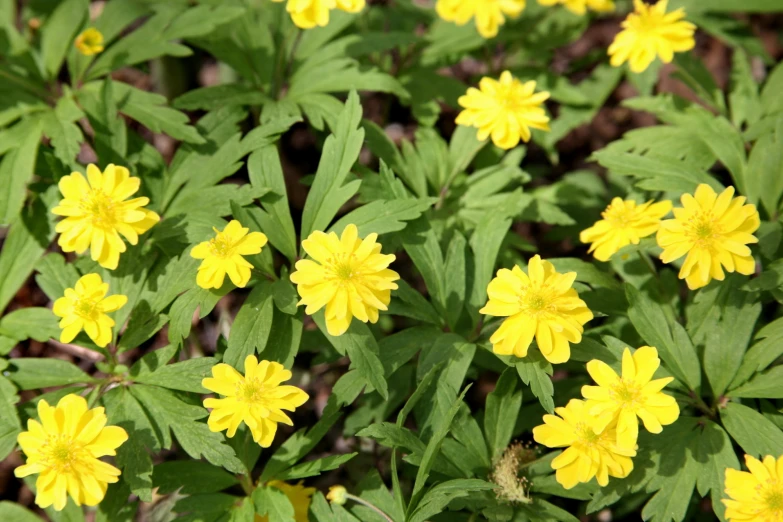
608,0,696,73
53,164,160,270
657,184,760,290
257,481,316,522
537,0,615,15
202,355,308,447
326,485,348,505
581,346,679,449
14,394,128,511
456,71,550,150
74,28,104,56
532,399,636,489
436,0,526,39
479,255,593,364
580,198,672,262
190,220,268,290
336,0,365,13
271,0,332,29
290,224,399,337
53,273,127,348
723,454,783,522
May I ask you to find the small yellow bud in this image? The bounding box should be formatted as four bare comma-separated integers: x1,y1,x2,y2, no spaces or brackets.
74,28,105,56
326,485,348,505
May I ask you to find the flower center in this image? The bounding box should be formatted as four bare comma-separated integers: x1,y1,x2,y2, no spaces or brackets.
575,422,601,446
762,482,783,517
328,254,360,285
609,379,643,409
686,213,721,249
82,190,118,229
75,298,100,320
237,378,266,403
604,207,636,228
209,233,235,258
520,289,553,316
43,435,85,472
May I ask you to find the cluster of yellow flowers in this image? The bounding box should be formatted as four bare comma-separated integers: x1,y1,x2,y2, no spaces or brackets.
534,346,678,488
452,0,697,150
271,0,365,29
581,184,761,290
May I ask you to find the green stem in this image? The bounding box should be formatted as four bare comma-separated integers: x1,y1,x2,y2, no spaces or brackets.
345,494,394,522
636,250,659,280
239,474,254,496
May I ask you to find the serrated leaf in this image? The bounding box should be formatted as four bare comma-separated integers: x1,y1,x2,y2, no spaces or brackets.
252,486,295,522
7,358,94,390
225,282,275,369
300,90,363,241
515,349,555,413
133,357,215,394
484,368,523,463
0,118,42,227
313,313,388,400
277,453,358,480
721,402,783,457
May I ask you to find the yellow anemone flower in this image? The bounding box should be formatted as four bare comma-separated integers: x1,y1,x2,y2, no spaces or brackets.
256,481,316,522
723,454,783,522
74,28,104,56
53,273,127,348
436,0,526,39
580,198,672,262
480,255,593,364
271,0,330,29
202,355,309,447
608,0,696,73
326,485,348,505
656,184,760,290
336,0,365,13
581,346,679,449
14,394,128,511
532,399,636,489
456,71,550,150
537,0,615,15
190,220,268,290
53,164,160,270
290,224,399,337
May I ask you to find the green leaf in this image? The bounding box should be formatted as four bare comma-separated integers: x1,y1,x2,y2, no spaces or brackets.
300,90,363,241
0,376,21,460
357,422,426,454
131,384,244,473
261,406,342,481
330,197,436,238
728,366,783,398
731,316,783,388
703,285,760,398
133,357,215,394
277,452,358,480
173,84,268,111
387,280,443,326
626,284,701,390
442,231,467,330
252,485,295,522
42,95,85,165
0,502,41,522
746,114,783,215
515,349,555,414
673,53,727,115
400,216,447,316
721,402,783,457
168,286,230,344
225,282,275,369
7,358,94,390
40,0,87,79
35,253,80,301
694,421,739,521
153,461,238,495
484,368,523,463
0,307,58,344
0,118,42,226
247,146,298,262
313,314,389,400
728,49,762,129
407,479,495,522
103,386,155,501
409,385,471,510
592,149,723,193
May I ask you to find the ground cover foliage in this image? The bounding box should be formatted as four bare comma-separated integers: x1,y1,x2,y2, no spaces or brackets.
2,0,783,521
